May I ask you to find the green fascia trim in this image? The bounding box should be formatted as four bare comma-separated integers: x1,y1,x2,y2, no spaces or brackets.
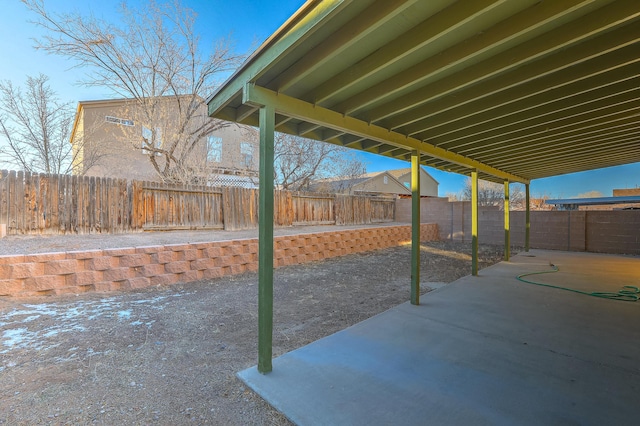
207,0,348,117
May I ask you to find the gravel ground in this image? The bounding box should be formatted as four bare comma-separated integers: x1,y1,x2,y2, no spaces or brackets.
0,223,409,256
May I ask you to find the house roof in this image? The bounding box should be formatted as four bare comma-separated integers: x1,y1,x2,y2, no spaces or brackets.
385,167,439,184
312,168,440,195
207,0,640,184
545,196,640,207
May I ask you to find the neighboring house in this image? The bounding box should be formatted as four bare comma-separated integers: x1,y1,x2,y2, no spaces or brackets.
69,97,259,184
313,167,439,197
545,189,640,211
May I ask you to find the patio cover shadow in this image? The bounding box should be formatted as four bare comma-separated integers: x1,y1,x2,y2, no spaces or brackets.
239,250,640,425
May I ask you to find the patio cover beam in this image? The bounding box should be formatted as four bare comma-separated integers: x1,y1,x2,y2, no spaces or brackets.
243,84,528,184
267,0,421,93
351,0,640,122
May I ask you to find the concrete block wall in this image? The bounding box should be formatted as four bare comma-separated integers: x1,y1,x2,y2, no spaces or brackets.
0,224,439,297
396,197,467,240
585,211,640,254
397,198,639,255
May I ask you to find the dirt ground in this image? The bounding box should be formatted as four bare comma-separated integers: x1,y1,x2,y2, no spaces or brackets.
0,239,514,425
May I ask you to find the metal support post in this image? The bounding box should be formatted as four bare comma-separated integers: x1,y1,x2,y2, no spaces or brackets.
471,171,479,276
258,105,275,374
504,181,510,261
525,184,530,252
411,150,420,305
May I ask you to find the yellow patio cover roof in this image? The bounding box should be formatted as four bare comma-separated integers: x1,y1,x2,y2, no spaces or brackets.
208,0,640,184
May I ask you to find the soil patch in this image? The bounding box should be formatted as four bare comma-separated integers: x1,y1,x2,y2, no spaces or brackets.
1,241,513,425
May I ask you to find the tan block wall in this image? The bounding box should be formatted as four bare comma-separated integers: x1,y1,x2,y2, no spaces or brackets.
397,198,640,255
0,224,439,297
612,188,640,196
585,210,640,254
396,197,461,240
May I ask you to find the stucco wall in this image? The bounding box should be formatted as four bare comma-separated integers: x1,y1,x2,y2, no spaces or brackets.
73,100,258,181
394,171,439,197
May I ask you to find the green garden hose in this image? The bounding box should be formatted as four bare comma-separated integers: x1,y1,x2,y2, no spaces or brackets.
516,264,639,302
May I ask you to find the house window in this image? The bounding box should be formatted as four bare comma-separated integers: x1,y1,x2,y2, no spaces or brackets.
383,176,388,185
240,142,254,169
142,126,162,154
105,115,134,126
207,136,223,163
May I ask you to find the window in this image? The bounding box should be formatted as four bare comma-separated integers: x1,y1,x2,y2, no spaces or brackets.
142,126,162,154
383,176,388,185
240,142,254,169
207,136,223,163
105,115,134,126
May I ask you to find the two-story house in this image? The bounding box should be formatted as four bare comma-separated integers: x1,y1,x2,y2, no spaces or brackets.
69,97,259,185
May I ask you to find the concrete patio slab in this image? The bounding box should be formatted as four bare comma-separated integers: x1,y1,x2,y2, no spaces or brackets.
239,250,640,425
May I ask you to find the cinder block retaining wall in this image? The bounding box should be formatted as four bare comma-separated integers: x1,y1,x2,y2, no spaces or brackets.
0,224,439,297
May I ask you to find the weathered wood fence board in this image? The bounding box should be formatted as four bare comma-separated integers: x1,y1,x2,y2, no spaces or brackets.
0,170,132,234
0,170,395,235
140,181,224,231
292,192,335,225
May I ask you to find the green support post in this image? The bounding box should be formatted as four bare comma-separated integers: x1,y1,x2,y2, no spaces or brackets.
411,150,420,305
525,184,530,252
504,181,510,261
258,105,275,374
471,171,479,276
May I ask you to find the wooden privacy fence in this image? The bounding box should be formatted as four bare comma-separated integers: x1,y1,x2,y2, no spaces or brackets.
135,181,224,231
0,170,131,234
0,170,396,235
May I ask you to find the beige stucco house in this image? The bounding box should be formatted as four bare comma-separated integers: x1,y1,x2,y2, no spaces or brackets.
69,97,259,184
314,167,439,197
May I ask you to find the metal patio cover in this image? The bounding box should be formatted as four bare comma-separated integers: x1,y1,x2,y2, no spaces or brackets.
207,0,640,184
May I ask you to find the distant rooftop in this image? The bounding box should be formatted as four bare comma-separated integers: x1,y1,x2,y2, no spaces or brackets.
545,196,640,208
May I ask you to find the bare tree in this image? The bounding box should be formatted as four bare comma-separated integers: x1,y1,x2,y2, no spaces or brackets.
23,0,244,183
0,74,80,174
446,192,461,202
460,177,525,209
272,133,366,191
329,151,368,194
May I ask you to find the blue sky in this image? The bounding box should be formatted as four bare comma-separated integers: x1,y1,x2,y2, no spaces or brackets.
1,0,638,198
